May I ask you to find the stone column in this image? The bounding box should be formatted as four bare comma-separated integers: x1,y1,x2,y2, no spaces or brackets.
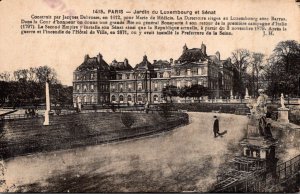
43,81,50,126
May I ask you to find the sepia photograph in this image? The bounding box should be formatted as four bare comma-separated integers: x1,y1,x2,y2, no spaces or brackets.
0,0,300,192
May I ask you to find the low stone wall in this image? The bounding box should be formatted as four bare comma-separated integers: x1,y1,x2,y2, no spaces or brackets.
170,103,250,115
268,119,300,162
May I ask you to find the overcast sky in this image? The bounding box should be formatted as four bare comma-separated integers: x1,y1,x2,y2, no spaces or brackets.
0,0,299,86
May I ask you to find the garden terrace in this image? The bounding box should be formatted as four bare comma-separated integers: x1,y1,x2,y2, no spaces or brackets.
0,112,188,159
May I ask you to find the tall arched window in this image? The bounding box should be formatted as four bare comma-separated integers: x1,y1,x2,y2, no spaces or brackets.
163,72,169,78
76,96,81,103
138,83,142,91
153,95,159,102
137,95,142,102
119,95,124,102
112,95,116,102
127,95,132,102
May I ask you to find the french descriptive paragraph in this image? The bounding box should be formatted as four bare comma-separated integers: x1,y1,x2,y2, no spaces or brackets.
20,9,288,36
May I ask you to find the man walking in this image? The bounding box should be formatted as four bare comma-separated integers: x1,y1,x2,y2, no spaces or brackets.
213,115,221,137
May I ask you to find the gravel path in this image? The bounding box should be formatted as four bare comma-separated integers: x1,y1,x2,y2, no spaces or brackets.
3,112,248,192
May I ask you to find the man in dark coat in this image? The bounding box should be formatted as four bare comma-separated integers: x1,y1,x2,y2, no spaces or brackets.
213,115,221,137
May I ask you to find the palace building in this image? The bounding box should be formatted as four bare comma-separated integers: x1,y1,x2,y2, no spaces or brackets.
73,53,111,106
73,42,233,105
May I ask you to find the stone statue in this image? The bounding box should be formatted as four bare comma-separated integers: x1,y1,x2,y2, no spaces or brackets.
248,89,271,137
280,93,285,108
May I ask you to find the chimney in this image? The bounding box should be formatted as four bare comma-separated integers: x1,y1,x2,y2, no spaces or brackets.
227,57,232,64
97,53,103,63
183,43,188,53
201,42,206,55
124,58,128,65
153,60,157,64
143,55,148,61
84,54,89,62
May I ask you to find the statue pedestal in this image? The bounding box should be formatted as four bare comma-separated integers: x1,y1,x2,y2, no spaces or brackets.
43,110,49,126
278,107,289,123
235,136,278,172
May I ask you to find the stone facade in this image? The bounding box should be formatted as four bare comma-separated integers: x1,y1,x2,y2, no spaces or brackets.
73,53,111,106
73,43,234,105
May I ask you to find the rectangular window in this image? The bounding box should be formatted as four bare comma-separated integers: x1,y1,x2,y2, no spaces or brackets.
187,69,191,76
198,68,202,75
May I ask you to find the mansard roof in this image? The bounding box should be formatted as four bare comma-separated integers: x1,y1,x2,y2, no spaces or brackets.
174,61,203,69
152,60,171,69
177,48,207,63
134,55,153,70
110,59,133,71
208,55,219,63
76,54,110,71
219,59,233,69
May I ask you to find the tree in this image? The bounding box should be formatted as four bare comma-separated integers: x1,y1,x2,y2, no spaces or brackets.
231,49,251,96
0,81,10,105
186,84,209,100
178,86,189,103
272,40,300,73
249,52,265,97
0,65,67,107
265,40,300,98
35,66,59,84
162,85,178,102
0,71,11,81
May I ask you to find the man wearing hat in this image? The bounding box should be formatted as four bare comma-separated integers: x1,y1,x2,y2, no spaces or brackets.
213,115,221,137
